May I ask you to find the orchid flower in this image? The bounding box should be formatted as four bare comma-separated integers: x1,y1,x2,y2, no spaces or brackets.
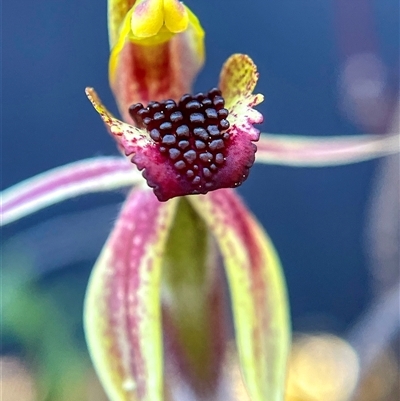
1,1,399,401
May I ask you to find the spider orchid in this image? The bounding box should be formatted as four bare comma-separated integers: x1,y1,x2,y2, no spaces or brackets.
1,1,399,401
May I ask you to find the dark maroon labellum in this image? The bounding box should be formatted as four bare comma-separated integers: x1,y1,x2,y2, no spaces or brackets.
127,88,258,201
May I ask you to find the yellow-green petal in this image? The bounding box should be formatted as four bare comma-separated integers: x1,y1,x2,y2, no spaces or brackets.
189,189,291,401
161,198,228,396
84,189,178,401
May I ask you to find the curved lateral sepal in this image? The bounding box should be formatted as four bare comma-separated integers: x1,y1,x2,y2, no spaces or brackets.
189,189,290,401
84,189,178,401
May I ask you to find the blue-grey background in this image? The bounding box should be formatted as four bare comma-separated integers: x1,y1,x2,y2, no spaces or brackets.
2,0,399,337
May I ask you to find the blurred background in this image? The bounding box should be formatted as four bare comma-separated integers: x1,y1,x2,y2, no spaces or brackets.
2,0,399,400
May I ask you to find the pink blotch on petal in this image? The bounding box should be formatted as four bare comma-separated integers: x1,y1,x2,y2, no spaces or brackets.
134,1,149,16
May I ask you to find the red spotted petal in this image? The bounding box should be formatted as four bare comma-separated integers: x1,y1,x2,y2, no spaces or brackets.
84,188,178,401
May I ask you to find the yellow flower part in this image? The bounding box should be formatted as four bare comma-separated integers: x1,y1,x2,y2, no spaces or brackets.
110,2,202,74
130,0,189,40
107,0,205,122
108,0,194,48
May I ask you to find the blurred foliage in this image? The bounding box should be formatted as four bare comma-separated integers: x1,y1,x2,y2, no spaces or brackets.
1,244,399,401
1,251,108,400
